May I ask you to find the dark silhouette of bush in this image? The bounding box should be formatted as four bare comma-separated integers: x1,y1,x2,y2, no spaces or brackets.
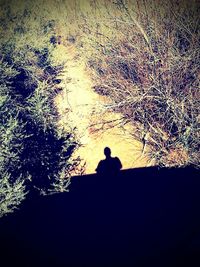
0,2,81,216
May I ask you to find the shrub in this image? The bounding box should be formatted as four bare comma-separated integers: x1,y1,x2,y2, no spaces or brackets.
0,2,81,217
85,0,200,168
0,172,27,218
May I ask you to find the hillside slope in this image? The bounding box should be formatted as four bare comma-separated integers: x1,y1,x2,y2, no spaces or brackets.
0,167,199,267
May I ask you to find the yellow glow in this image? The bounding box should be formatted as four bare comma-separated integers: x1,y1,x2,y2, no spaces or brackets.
55,44,153,174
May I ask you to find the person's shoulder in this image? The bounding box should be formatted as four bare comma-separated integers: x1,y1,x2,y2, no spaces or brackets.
97,160,103,166
114,157,122,168
97,159,106,167
96,160,103,172
112,157,121,164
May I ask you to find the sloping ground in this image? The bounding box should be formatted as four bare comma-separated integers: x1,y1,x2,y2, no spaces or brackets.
54,44,153,174
0,167,200,267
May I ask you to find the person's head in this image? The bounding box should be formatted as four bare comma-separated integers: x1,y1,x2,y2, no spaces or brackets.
104,147,111,158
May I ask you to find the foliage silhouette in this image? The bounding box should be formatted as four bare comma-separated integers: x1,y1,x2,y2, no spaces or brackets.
0,1,81,217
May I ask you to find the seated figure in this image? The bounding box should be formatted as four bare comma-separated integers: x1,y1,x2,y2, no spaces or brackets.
95,147,122,176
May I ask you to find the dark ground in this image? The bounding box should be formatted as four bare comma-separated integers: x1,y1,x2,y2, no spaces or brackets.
0,166,200,267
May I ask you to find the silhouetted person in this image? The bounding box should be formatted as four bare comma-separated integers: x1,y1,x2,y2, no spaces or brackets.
96,147,122,176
